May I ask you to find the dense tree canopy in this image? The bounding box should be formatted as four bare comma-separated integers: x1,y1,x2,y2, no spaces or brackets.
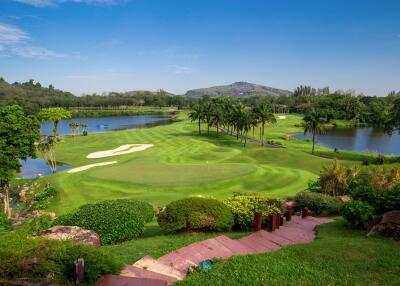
0,105,40,217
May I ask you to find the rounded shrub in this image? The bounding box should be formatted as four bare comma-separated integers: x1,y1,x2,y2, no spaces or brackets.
294,192,342,215
54,199,155,245
350,186,400,215
0,231,122,285
223,193,285,230
158,197,234,232
341,200,375,228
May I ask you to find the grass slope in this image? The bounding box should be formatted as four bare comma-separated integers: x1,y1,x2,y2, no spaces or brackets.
44,114,369,214
176,219,400,286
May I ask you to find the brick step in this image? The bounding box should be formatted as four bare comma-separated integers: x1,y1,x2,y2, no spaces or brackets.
121,265,176,285
214,235,255,255
273,226,315,243
199,237,236,259
133,256,186,280
157,252,197,273
237,234,278,253
256,230,294,246
95,274,168,286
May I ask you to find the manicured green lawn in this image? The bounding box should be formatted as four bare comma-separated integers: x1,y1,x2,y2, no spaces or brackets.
176,219,400,286
42,113,378,214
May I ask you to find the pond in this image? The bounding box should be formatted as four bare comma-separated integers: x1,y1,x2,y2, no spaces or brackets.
40,115,174,135
293,127,400,156
19,115,174,178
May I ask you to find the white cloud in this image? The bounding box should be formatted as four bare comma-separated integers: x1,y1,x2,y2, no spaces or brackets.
14,0,127,7
0,24,29,44
11,46,64,58
167,65,195,75
0,23,63,59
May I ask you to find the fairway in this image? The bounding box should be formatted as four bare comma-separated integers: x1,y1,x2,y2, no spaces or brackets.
44,113,346,214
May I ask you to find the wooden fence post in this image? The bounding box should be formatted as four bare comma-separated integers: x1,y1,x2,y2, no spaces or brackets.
73,258,85,285
254,212,263,231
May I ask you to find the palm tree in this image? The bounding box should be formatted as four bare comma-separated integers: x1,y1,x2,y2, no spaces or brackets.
254,103,276,146
189,103,204,135
69,122,80,139
303,110,326,154
37,136,57,173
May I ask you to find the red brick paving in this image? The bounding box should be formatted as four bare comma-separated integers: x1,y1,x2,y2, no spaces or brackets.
96,216,333,286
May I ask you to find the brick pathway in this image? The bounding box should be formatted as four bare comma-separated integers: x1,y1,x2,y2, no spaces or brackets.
96,216,333,286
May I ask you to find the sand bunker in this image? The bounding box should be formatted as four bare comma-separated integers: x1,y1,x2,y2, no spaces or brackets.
278,115,287,119
86,144,154,159
68,161,117,173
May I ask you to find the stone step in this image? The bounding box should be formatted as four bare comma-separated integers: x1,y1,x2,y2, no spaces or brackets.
133,256,186,280
247,231,281,250
214,235,255,255
237,236,273,253
199,237,236,259
95,274,168,286
256,230,294,246
173,242,220,265
285,219,318,232
121,265,176,285
273,226,315,243
157,252,197,273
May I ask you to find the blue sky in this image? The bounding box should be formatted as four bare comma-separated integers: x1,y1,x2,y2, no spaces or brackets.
0,0,399,95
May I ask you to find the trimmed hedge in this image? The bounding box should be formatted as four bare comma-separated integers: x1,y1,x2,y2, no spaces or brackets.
294,192,341,215
341,200,375,228
158,197,234,232
224,194,285,230
54,199,155,245
0,231,122,285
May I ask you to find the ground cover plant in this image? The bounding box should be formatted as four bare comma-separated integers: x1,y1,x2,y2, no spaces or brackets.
293,192,342,215
158,197,234,232
54,199,154,244
0,230,122,285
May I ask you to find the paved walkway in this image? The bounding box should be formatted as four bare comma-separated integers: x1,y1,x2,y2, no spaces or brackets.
96,216,333,286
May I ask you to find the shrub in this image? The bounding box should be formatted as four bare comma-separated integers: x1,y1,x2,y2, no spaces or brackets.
54,199,155,244
17,213,54,234
223,193,285,230
318,159,359,196
158,197,234,232
0,231,122,285
307,179,321,193
266,140,283,146
350,186,400,215
341,200,375,228
0,211,9,235
30,185,57,211
294,192,342,215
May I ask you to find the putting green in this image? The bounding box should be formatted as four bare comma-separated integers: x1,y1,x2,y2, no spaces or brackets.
89,157,257,186
42,113,358,214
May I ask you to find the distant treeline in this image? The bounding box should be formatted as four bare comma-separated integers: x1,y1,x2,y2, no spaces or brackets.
1,77,399,126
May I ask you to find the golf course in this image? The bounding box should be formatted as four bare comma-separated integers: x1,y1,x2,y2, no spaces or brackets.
44,113,360,215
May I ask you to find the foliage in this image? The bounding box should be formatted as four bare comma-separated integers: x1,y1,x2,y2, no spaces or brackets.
22,184,58,211
341,200,375,228
0,105,40,217
69,122,80,137
38,107,72,137
302,109,326,154
16,213,54,234
318,159,359,196
54,200,154,244
0,211,9,235
293,192,342,215
385,95,400,135
350,186,400,215
367,166,400,191
223,193,285,230
37,136,58,173
157,197,234,233
0,231,122,285
307,179,321,193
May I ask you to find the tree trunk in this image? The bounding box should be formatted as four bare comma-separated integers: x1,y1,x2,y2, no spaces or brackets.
207,124,210,136
53,120,59,137
312,131,316,154
2,182,11,218
216,122,219,137
244,132,247,147
261,122,265,146
198,118,201,135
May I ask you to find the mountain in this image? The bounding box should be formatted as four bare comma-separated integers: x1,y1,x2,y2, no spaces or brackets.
185,82,292,97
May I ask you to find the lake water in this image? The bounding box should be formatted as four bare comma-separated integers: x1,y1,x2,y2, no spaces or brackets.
293,127,400,155
41,115,173,135
19,115,174,178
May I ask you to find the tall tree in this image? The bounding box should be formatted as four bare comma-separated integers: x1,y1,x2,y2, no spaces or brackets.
0,105,40,218
254,103,276,146
38,108,72,137
385,96,400,135
69,122,80,139
188,103,204,135
37,136,57,173
303,110,326,154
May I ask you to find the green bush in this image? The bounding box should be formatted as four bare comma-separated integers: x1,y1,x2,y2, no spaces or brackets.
294,192,342,215
350,186,400,215
223,193,285,230
54,200,155,245
30,186,57,210
0,211,9,235
158,197,234,232
341,200,375,228
17,213,53,234
0,231,122,285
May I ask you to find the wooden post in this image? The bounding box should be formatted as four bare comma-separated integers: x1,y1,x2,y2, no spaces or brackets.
254,212,263,231
276,214,280,229
270,213,277,231
73,258,85,285
302,208,309,218
285,211,292,222
280,215,284,226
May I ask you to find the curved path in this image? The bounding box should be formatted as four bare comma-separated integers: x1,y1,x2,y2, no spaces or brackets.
96,216,333,286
